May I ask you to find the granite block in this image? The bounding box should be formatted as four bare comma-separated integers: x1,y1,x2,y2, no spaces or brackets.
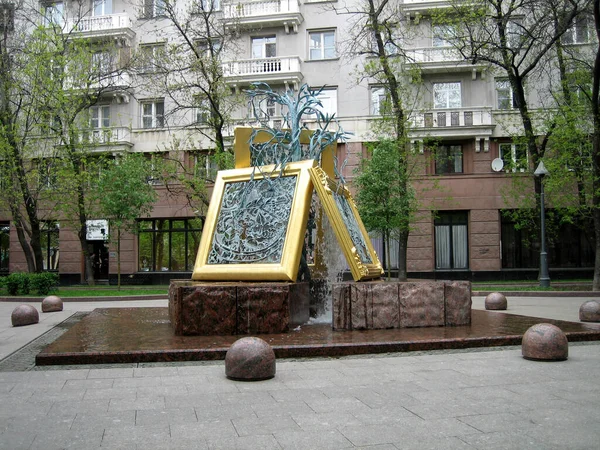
349,282,399,330
398,282,445,328
172,283,237,336
237,285,290,334
444,281,472,326
169,281,310,336
350,283,371,329
332,284,352,331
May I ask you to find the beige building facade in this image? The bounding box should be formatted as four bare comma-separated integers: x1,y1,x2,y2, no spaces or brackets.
0,0,595,283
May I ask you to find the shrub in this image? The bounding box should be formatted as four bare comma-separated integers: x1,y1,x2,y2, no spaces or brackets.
30,273,59,295
5,272,30,295
4,272,59,295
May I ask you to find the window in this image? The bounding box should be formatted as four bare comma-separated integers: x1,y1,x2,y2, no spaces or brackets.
310,88,337,117
138,218,204,272
496,79,518,109
93,0,112,16
36,159,58,189
196,38,222,57
41,221,60,271
506,19,524,49
194,97,211,124
432,24,453,47
88,106,111,142
43,2,64,27
433,82,461,109
90,106,111,129
190,151,218,180
435,145,463,174
371,87,389,115
142,0,165,19
92,51,113,75
141,100,165,129
563,16,590,44
499,142,527,172
435,212,468,270
0,222,9,272
252,36,276,59
139,44,164,72
200,0,221,11
0,3,15,32
309,30,336,60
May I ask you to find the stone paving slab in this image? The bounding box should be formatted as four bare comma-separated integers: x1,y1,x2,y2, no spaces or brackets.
1,343,600,449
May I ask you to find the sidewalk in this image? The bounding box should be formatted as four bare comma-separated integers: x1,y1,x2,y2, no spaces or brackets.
0,297,599,449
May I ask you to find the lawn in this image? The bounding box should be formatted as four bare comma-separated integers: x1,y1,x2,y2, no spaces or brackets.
0,285,169,298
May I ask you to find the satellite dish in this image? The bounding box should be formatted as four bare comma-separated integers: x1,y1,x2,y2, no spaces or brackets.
491,158,504,172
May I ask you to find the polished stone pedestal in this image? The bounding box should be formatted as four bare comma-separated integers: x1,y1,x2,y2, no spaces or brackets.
332,280,471,330
169,280,309,336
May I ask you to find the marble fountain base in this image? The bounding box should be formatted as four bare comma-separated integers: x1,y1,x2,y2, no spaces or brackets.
33,280,600,366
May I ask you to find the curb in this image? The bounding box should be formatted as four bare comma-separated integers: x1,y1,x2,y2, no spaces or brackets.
0,295,167,302
473,291,600,297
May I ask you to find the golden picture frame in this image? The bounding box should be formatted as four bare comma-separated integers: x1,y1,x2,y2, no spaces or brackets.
192,160,316,282
309,166,384,281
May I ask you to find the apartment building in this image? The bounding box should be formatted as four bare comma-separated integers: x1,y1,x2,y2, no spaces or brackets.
0,0,595,283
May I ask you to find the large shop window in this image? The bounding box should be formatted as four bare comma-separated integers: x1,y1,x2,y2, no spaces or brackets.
0,222,9,272
501,211,594,269
138,218,203,272
41,221,60,271
435,212,468,270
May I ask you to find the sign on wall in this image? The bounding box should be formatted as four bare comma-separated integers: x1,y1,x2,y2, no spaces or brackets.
86,220,108,241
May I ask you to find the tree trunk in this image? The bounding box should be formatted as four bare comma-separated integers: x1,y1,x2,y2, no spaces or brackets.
117,228,121,291
397,229,408,282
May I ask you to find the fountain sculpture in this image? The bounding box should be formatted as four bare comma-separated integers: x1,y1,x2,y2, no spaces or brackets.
169,83,471,336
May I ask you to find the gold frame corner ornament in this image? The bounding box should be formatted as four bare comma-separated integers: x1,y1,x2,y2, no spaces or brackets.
309,167,383,281
192,159,317,282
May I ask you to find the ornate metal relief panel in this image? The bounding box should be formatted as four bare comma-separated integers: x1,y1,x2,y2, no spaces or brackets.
207,176,297,265
331,189,373,265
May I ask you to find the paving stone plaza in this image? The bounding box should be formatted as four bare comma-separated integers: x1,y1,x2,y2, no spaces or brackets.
1,296,599,449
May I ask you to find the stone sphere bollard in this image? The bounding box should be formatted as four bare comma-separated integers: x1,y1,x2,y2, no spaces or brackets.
522,323,568,361
11,304,39,327
42,295,63,313
579,300,600,322
485,292,507,310
225,337,276,381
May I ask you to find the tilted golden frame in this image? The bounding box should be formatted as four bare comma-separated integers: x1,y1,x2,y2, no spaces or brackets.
309,167,384,281
192,160,316,282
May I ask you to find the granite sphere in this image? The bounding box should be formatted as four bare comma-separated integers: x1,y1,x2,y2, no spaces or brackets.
225,337,276,381
522,323,568,361
11,304,40,327
42,295,63,313
579,300,600,322
485,292,507,310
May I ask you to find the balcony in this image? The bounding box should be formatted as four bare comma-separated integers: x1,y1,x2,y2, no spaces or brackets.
410,107,494,138
403,0,452,17
64,13,135,43
78,127,133,152
223,56,303,90
65,72,131,93
223,0,303,33
405,47,487,73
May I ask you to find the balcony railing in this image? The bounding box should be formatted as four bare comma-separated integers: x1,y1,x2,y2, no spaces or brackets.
64,13,135,41
223,0,303,32
65,72,131,91
78,127,132,148
412,108,492,129
223,56,303,87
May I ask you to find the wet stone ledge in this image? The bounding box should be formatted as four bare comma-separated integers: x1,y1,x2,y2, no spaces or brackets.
169,280,309,336
332,280,472,331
